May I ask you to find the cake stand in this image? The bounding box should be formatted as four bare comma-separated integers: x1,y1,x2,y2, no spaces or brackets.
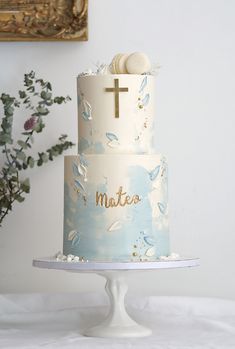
33,257,199,338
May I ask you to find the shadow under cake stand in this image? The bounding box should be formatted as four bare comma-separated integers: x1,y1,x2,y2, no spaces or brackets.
33,257,199,338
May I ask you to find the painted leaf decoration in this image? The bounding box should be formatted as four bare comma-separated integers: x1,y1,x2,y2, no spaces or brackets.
142,93,150,106
82,111,92,121
108,220,122,232
82,99,92,120
72,162,80,177
73,161,87,182
139,76,147,93
106,132,119,142
80,154,89,167
72,232,81,246
149,165,160,181
145,246,156,257
75,179,85,192
83,99,92,113
144,236,155,246
80,163,88,181
68,230,77,241
78,163,85,176
158,202,167,214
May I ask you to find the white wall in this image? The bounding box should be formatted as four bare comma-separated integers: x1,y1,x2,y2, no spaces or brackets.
0,0,235,299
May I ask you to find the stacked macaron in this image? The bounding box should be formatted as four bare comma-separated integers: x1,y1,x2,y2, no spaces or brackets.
110,52,151,75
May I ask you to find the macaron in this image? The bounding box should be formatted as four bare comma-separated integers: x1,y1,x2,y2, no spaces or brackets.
125,52,151,74
110,53,122,73
110,53,129,74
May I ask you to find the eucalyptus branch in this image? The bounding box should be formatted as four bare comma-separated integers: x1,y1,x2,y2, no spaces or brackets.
0,71,74,227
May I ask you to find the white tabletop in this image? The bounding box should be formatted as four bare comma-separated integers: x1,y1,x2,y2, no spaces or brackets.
0,293,234,348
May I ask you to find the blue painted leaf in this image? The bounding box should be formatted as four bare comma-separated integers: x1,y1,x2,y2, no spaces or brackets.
158,202,166,214
82,100,92,120
72,162,80,177
144,236,155,246
82,111,92,121
75,179,85,192
80,154,89,167
142,93,150,106
149,165,160,181
72,232,80,246
106,132,119,142
139,76,147,93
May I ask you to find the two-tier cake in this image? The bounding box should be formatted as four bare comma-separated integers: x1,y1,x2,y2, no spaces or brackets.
63,53,170,262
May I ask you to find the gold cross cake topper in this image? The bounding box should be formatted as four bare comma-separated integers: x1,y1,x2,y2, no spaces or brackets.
105,78,128,118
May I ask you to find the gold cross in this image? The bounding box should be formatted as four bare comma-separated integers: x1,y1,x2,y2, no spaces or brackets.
105,78,128,118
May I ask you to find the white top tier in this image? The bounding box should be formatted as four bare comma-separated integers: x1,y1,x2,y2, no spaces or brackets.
77,74,155,154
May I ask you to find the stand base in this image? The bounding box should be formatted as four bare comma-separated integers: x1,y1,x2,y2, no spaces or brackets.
33,257,199,338
83,271,152,338
84,324,152,338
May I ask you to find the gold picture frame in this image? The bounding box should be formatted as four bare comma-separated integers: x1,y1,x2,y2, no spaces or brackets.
0,0,88,41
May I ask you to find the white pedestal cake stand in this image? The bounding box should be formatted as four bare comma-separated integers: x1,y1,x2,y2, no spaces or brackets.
33,257,199,338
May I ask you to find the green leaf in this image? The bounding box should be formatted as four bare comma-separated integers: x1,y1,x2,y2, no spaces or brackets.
15,161,22,171
41,91,52,100
4,106,14,116
17,140,28,149
59,134,67,141
0,197,11,209
51,149,59,156
8,166,17,175
45,100,53,106
24,75,33,87
54,96,65,104
27,86,35,93
46,82,52,91
10,176,18,182
27,157,35,168
37,159,43,166
0,179,6,188
16,151,26,161
19,91,27,99
34,120,45,133
21,178,30,193
35,78,45,86
14,194,25,203
23,97,30,104
0,133,13,145
29,71,35,79
36,106,49,115
42,153,49,163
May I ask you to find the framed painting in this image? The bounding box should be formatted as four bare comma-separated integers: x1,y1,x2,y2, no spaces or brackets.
0,0,88,41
